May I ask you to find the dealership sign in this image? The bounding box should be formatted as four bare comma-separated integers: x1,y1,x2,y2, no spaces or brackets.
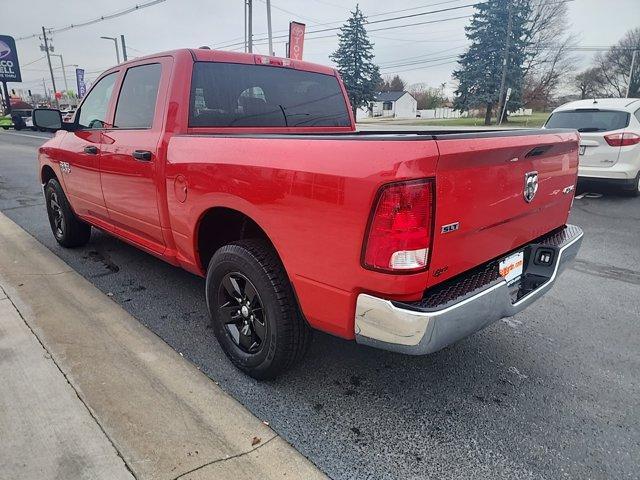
76,68,87,98
0,35,22,82
288,22,305,61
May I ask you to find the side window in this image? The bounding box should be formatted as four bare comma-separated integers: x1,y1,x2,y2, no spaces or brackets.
114,63,162,129
635,108,640,124
77,73,117,129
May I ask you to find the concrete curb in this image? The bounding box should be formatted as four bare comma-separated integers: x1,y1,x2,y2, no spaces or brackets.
0,212,326,480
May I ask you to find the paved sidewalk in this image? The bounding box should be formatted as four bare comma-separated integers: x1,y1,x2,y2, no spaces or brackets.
0,212,326,480
0,286,133,479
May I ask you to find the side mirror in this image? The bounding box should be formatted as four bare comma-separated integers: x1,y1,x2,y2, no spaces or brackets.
33,108,63,131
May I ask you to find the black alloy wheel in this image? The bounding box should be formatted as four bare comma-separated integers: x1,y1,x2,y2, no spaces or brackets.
48,190,65,239
206,239,312,380
44,178,91,247
217,272,267,354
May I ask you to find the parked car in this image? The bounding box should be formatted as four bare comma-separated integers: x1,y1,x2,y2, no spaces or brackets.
61,108,76,122
545,98,640,196
34,49,583,379
0,113,11,130
0,109,35,131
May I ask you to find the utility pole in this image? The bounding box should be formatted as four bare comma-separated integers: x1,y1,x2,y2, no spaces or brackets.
51,54,68,92
266,0,273,56
41,27,58,107
496,0,513,125
247,0,253,53
626,49,637,98
121,35,128,61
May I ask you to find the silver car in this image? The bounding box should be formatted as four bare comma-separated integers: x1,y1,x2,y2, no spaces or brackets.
545,98,640,196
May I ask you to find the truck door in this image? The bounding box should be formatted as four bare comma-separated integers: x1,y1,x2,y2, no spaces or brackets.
99,59,170,254
58,71,118,228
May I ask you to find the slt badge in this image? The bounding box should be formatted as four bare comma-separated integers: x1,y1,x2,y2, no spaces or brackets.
523,171,538,203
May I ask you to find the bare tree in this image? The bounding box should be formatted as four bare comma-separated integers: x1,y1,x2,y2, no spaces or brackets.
521,0,577,108
574,67,605,99
592,28,640,97
408,83,447,109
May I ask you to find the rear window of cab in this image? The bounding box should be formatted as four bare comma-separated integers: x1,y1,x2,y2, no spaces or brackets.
188,62,351,128
545,109,630,132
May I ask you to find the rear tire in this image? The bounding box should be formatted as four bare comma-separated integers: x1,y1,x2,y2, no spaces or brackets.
624,172,640,197
44,178,92,247
205,239,311,380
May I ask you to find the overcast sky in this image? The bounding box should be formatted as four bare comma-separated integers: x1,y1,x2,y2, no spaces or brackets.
3,0,639,96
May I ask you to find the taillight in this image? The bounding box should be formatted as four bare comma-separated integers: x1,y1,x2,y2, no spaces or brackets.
362,179,434,272
604,132,640,147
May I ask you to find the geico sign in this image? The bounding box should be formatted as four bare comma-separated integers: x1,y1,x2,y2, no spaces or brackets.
0,60,16,74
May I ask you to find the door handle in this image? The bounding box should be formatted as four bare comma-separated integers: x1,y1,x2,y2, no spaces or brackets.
132,150,152,161
83,145,99,155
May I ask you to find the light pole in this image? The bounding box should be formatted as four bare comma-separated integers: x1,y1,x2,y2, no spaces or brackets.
626,50,638,98
100,36,121,64
50,54,69,93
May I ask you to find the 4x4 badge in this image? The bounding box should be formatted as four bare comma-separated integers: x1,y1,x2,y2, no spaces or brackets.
524,171,538,203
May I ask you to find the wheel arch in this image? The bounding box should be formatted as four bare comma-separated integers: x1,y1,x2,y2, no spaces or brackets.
194,206,283,275
41,164,58,185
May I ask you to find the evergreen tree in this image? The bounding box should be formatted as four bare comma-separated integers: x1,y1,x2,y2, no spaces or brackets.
379,75,406,92
453,0,530,124
330,5,381,118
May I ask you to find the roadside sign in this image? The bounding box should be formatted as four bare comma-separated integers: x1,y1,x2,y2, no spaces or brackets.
505,87,512,101
288,22,305,60
0,35,22,82
75,68,86,98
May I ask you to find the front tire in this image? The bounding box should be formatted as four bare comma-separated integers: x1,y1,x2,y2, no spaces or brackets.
205,239,311,380
44,178,92,247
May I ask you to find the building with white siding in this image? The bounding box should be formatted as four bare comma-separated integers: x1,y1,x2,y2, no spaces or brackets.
369,91,417,119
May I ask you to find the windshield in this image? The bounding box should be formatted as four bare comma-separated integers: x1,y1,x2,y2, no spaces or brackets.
545,109,630,132
189,62,351,128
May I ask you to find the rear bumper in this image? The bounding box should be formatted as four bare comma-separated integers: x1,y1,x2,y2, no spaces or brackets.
578,175,638,188
354,225,583,355
578,163,639,181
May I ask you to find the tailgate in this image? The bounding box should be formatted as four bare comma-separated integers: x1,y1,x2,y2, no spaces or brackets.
428,130,579,287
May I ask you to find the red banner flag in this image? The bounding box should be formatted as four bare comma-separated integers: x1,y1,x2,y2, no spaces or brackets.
288,22,306,60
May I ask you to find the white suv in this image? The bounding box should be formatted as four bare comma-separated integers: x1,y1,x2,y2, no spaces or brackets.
545,98,640,196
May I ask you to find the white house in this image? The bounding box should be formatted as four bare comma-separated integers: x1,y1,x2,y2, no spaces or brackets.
369,91,417,119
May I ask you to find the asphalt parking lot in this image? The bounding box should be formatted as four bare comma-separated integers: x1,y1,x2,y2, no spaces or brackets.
1,129,638,480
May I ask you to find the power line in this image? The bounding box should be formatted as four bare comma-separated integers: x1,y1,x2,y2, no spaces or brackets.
381,54,462,70
212,0,470,49
214,2,480,50
383,60,459,74
15,0,167,41
378,44,467,65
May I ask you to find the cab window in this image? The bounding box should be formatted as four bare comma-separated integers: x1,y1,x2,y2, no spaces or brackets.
77,73,117,129
114,63,162,129
189,62,350,127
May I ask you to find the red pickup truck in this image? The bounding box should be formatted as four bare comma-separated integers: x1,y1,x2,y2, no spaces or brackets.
34,49,583,379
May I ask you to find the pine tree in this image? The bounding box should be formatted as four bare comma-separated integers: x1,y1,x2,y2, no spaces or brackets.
330,5,381,118
453,0,530,124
